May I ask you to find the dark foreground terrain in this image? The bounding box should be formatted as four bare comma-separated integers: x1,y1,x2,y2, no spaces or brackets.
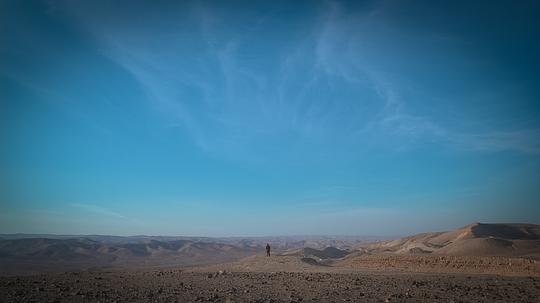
1,269,540,303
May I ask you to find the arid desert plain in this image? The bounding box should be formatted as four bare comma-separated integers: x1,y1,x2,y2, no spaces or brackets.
1,223,540,302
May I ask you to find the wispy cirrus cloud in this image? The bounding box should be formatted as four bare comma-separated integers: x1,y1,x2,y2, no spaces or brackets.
71,203,126,219
59,0,540,156
313,1,540,155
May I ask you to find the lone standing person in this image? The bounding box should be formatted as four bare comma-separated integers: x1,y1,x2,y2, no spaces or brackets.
266,243,271,257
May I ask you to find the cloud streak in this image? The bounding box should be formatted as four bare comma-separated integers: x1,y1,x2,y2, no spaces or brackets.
59,0,540,156
71,203,126,219
312,1,540,155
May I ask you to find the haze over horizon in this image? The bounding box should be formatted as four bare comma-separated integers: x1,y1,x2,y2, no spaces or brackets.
1,0,540,237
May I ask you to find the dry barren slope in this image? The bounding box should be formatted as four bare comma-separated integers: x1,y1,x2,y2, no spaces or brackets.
193,253,338,273
281,246,350,259
360,222,540,257
337,254,540,276
194,252,540,277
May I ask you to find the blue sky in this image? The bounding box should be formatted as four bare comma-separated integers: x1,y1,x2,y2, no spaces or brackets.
1,0,540,236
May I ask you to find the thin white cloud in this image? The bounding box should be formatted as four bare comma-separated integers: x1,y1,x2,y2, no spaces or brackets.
313,2,540,155
61,0,540,156
71,203,126,219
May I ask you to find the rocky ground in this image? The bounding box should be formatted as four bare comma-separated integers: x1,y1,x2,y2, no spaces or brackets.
337,254,540,276
1,269,540,302
194,253,540,277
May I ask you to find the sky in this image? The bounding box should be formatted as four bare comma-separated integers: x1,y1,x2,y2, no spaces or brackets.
1,0,540,237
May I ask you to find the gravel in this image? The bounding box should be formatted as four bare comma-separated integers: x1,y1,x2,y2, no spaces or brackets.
1,269,540,302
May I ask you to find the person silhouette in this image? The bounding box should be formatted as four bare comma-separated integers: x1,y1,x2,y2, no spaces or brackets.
266,243,271,257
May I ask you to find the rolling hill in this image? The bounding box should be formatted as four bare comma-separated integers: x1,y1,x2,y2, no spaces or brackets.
357,222,540,258
2,223,540,276
0,237,255,275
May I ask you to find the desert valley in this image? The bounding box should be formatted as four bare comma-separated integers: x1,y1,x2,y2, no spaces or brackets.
1,222,540,302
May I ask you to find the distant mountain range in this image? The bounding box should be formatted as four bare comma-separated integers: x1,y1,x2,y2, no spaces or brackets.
0,234,381,250
0,237,258,275
1,223,539,275
0,234,373,275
